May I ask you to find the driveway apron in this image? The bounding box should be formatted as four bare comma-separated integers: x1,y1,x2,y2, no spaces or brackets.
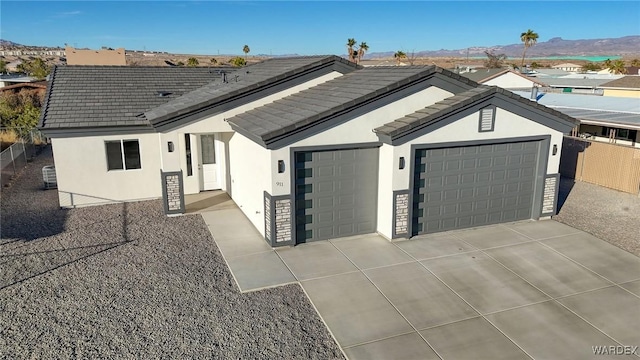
201,204,640,359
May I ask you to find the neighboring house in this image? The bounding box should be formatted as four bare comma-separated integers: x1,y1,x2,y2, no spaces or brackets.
516,91,640,148
600,76,640,98
65,46,126,65
529,68,571,77
0,81,47,94
543,77,620,95
40,56,577,246
0,74,41,88
624,66,640,76
552,63,581,72
461,68,547,91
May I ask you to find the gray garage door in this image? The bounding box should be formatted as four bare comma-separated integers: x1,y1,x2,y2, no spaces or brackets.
413,141,540,235
295,148,378,243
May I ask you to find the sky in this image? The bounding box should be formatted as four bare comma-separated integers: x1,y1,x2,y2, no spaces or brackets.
1,1,639,56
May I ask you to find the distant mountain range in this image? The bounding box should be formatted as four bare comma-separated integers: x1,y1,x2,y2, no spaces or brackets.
0,39,23,47
2,35,639,58
365,36,640,59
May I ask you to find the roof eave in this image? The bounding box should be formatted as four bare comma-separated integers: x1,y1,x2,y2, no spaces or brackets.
39,124,156,138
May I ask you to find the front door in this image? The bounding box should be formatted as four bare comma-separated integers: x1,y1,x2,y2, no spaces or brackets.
199,134,220,190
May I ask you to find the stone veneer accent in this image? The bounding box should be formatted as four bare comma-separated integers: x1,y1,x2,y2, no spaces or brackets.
264,193,293,247
161,171,185,215
274,198,292,243
393,190,410,238
542,175,558,215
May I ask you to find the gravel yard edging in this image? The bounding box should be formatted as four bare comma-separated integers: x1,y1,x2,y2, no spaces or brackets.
553,177,640,257
1,146,344,359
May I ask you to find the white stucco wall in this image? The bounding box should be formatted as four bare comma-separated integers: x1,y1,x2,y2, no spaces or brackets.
264,85,453,240
376,143,395,239
483,72,539,89
391,107,565,191
52,133,163,207
162,71,344,195
269,86,454,196
228,132,271,236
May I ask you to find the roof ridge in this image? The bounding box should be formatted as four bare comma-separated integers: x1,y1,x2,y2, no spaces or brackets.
38,65,57,130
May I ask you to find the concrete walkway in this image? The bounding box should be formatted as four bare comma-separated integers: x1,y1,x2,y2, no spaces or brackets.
201,201,640,360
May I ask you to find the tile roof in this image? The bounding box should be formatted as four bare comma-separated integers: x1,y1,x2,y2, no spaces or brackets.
144,56,358,127
374,86,578,139
600,76,640,89
226,66,477,144
40,66,220,131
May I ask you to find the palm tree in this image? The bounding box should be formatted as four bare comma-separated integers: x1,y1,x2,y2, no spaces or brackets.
520,29,539,68
608,59,627,74
394,51,407,64
631,59,640,67
357,42,369,63
243,45,250,60
346,38,357,62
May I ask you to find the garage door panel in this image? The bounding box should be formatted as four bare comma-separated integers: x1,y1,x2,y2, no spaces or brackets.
521,180,535,192
504,196,518,207
477,158,492,168
459,202,474,213
492,170,506,181
461,173,475,184
317,165,335,177
296,148,377,243
493,156,507,166
445,175,459,185
476,186,491,197
477,172,491,182
413,140,540,235
462,159,476,169
317,181,335,193
506,169,521,180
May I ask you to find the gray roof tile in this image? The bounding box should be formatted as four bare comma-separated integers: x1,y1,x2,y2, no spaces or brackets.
374,86,579,138
143,56,358,126
226,65,477,142
40,65,220,130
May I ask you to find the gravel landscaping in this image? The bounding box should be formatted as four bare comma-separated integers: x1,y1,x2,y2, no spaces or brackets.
554,176,640,257
1,146,343,359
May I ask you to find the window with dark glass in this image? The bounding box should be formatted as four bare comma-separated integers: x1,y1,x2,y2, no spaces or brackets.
105,140,141,171
185,134,193,176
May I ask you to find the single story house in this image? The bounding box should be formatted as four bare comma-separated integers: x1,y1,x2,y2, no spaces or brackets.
600,76,640,99
0,74,40,88
40,56,577,246
461,68,547,91
514,91,640,148
0,81,47,94
551,63,581,72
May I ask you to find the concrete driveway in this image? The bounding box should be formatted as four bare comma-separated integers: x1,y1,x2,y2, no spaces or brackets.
201,205,640,360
